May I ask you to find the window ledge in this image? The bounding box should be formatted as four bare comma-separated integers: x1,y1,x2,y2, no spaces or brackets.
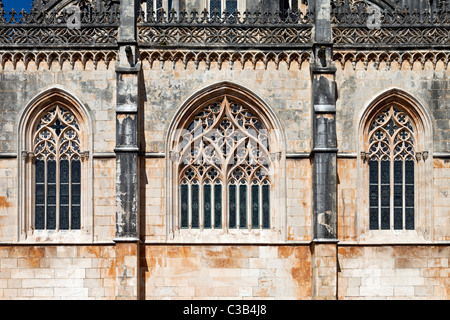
20,230,92,244
352,230,439,245
168,229,284,244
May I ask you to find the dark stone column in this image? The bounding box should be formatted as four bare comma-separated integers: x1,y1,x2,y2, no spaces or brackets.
115,0,141,241
114,0,142,300
311,0,337,241
310,2,338,300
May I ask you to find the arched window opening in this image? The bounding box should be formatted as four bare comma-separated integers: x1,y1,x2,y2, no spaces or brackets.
209,0,238,17
143,0,171,20
176,96,273,231
367,105,416,231
18,87,93,243
33,106,82,231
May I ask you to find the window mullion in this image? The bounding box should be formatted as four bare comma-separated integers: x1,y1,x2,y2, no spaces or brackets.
222,177,228,232
378,159,381,230
44,160,48,231
69,159,72,231
188,183,192,229
402,159,406,231
199,180,204,230
56,156,60,232
389,155,395,230
259,183,262,230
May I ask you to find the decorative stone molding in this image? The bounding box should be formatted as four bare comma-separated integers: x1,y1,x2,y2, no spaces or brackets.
21,150,34,163
333,27,450,47
0,50,117,70
333,50,450,71
331,0,450,25
169,151,180,162
271,152,282,162
140,49,312,70
80,151,90,161
360,151,370,162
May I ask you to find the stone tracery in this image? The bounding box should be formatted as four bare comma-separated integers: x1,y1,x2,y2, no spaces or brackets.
176,96,272,231
367,104,416,231
33,105,82,231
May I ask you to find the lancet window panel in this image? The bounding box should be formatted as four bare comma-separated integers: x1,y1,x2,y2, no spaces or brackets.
33,106,82,231
143,0,169,20
209,0,238,17
368,105,416,231
177,96,272,231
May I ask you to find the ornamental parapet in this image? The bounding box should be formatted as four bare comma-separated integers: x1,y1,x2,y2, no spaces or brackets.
136,7,314,49
0,1,120,48
331,0,450,48
0,0,449,49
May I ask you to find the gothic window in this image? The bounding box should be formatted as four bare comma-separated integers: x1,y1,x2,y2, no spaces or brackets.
280,0,299,13
176,96,272,231
33,106,82,231
367,105,416,231
144,0,171,19
209,0,238,17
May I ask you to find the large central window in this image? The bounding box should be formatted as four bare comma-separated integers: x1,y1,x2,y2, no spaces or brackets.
176,96,273,231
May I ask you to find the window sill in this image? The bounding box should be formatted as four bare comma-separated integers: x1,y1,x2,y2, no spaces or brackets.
351,230,440,245
168,228,284,244
19,230,93,244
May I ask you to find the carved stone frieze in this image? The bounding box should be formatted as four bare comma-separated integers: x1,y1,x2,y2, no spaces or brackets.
333,27,450,46
0,50,117,70
140,49,312,70
138,26,313,48
0,27,119,47
331,0,450,25
333,50,450,70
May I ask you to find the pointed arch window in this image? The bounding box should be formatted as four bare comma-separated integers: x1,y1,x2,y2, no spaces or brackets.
209,0,238,17
280,0,299,13
18,88,93,243
176,97,273,231
33,106,82,231
367,105,417,231
143,0,172,20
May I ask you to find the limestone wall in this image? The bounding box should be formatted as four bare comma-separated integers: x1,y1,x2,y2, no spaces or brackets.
0,245,117,299
338,246,449,300
335,60,450,154
141,245,312,299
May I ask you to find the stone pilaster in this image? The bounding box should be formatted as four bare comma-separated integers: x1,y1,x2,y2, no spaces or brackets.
311,242,337,300
114,0,141,300
311,0,337,242
310,0,338,300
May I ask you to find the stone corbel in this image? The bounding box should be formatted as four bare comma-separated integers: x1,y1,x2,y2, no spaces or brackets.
416,151,429,162
270,152,282,162
360,151,370,162
21,151,34,163
415,152,422,162
80,151,90,161
169,151,180,163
